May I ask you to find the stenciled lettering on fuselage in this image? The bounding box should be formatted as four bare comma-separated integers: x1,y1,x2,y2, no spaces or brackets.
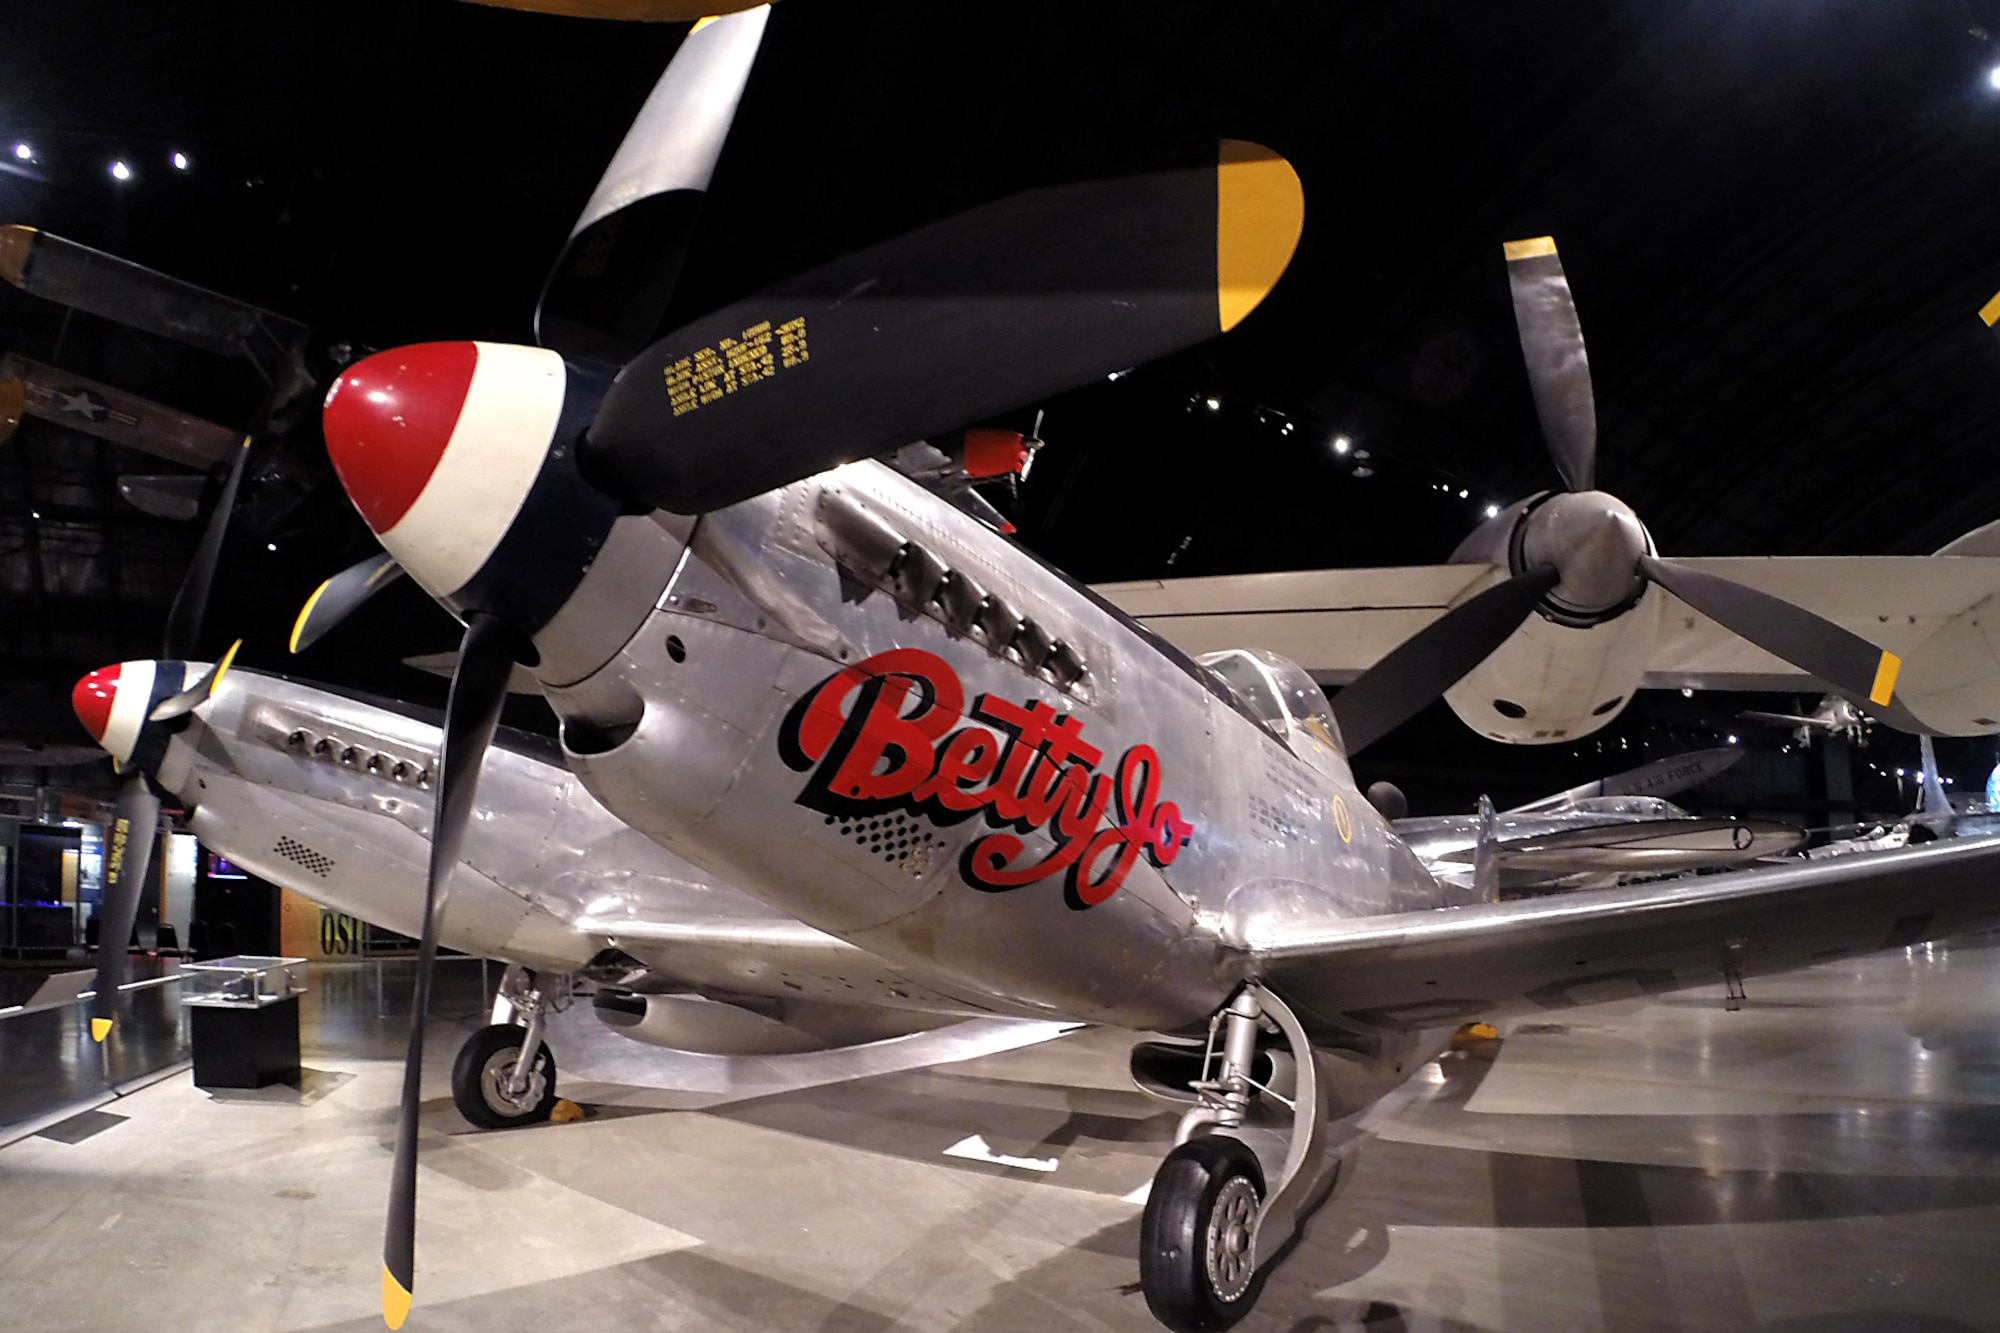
779,648,1194,911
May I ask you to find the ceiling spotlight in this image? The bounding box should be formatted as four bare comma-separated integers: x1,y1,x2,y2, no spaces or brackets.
1457,488,1469,499
11,143,30,161
1989,64,2000,89
266,542,278,553
1727,734,1739,745
1332,435,1352,455
1204,397,1220,411
171,151,190,170
1896,767,1906,777
1483,503,1501,519
109,160,131,181
1680,687,1694,698
1281,423,1294,435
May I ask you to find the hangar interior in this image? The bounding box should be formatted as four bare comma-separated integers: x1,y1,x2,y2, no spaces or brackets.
6,2,2000,1330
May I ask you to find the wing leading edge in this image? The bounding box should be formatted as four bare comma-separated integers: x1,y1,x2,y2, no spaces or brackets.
1246,836,2000,1036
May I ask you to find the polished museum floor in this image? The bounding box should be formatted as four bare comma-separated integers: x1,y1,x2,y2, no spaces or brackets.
2,944,1999,1332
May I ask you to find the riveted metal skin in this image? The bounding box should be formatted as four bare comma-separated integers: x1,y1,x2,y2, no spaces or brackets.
546,460,1457,1037
119,664,1001,1019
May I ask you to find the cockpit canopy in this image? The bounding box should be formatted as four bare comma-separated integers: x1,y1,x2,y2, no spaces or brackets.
1198,648,1346,772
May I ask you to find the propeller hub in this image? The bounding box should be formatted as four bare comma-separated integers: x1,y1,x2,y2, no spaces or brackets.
72,660,195,769
1516,490,1649,620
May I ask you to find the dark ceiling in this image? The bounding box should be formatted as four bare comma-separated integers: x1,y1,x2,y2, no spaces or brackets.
7,0,2000,808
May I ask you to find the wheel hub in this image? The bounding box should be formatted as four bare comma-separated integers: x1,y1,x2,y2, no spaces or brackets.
1205,1175,1261,1301
480,1049,546,1115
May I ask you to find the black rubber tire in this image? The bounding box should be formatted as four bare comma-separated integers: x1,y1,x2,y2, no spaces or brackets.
1139,1134,1268,1332
450,1023,559,1129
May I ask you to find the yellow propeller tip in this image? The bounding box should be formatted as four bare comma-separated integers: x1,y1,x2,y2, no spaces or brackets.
382,1267,412,1329
91,1017,112,1042
290,579,332,655
1215,140,1304,333
1869,652,1901,708
1503,235,1559,262
1980,290,2000,328
211,640,241,693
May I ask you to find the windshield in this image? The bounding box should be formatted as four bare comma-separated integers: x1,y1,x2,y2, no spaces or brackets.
1198,648,1346,759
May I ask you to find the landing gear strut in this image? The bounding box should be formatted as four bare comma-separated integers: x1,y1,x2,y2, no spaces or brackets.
1139,985,1331,1333
451,964,568,1129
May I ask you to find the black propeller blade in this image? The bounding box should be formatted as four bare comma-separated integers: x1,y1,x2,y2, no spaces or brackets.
382,612,521,1330
90,772,161,1043
1637,555,1909,718
1331,566,1559,755
585,141,1303,513
290,552,408,655
161,436,252,660
536,5,769,365
1504,236,1596,492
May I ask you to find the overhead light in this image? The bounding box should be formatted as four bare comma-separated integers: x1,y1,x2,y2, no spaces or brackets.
171,151,190,170
1331,435,1351,455
11,143,31,161
29,510,40,520
109,160,131,181
1457,488,1469,499
1483,503,1501,519
1989,65,2000,89
1281,423,1294,435
1897,767,1906,777
266,542,278,553
1204,397,1220,412
1727,734,1738,745
1680,687,1694,698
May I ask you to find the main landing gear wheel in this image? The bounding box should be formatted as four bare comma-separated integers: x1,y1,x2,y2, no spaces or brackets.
451,1023,558,1129
1139,1133,1267,1333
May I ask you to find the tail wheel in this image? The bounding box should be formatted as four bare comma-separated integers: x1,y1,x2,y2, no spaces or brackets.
450,1023,558,1129
1139,1134,1267,1332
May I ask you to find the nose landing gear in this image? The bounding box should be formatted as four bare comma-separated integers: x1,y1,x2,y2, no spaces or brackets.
1138,985,1332,1333
450,964,569,1130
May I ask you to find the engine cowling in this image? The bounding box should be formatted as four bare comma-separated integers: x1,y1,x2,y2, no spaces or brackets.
1441,492,1661,743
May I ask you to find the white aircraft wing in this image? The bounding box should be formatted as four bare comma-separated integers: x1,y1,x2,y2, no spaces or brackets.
1097,564,1489,683
1097,555,2000,689
1645,555,2000,689
1249,836,2000,1033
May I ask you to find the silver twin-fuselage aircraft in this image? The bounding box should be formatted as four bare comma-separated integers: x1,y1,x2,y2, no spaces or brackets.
51,8,2000,1331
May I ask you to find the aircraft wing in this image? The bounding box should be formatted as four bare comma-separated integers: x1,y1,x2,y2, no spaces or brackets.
1096,555,2000,689
1095,565,1488,683
1247,836,2000,1034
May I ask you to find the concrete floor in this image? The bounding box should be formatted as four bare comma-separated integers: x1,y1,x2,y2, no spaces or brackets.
3,944,2000,1332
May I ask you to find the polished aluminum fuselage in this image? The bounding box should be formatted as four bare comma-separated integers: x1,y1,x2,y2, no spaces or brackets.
156,670,1008,1018
544,461,1462,1037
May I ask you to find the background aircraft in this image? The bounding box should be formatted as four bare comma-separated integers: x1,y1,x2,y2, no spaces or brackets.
1096,238,2000,749
1388,746,1804,897
1739,693,1871,748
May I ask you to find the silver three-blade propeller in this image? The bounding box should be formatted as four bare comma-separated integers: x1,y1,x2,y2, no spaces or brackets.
1331,236,1914,753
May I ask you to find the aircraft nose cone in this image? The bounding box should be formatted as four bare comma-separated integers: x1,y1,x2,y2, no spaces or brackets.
322,342,480,535
72,665,120,744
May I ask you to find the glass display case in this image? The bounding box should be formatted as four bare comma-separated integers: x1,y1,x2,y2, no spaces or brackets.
181,955,306,1089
